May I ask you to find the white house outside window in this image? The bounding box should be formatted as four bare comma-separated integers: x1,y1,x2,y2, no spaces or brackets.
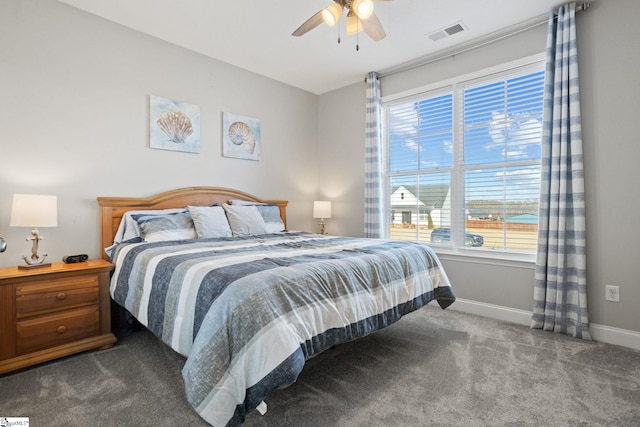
383,60,545,256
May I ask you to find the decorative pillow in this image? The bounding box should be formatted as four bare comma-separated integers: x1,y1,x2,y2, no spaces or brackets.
187,205,232,238
105,208,187,256
113,208,186,243
229,200,285,233
134,211,197,242
222,204,269,236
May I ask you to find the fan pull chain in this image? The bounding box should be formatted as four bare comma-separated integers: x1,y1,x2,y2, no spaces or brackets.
356,18,360,51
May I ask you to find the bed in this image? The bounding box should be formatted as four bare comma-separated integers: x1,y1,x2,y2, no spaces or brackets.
97,187,455,427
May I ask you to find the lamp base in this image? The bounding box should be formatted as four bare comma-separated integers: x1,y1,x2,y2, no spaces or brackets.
18,262,52,270
318,219,327,235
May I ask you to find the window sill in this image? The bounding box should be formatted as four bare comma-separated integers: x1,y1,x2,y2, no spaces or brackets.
430,246,536,269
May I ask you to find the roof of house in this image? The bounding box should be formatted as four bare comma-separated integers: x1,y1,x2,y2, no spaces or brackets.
506,213,539,224
391,184,450,209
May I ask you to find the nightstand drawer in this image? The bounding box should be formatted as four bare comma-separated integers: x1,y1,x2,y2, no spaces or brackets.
15,275,99,318
16,306,100,355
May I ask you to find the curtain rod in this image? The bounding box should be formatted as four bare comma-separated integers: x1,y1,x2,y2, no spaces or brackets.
377,2,590,79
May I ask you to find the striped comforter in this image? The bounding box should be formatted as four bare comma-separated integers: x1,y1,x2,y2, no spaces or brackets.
110,232,454,426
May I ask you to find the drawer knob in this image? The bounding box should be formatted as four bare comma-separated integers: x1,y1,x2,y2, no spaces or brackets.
56,292,67,301
57,325,67,334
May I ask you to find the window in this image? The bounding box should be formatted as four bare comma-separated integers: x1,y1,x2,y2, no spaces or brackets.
383,61,544,255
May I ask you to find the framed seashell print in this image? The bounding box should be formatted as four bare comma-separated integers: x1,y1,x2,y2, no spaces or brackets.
150,95,201,153
222,112,261,161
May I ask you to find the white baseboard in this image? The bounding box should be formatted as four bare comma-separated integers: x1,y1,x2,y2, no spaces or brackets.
443,298,640,351
589,323,640,351
444,298,532,326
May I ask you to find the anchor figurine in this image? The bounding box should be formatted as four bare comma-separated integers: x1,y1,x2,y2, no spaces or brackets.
20,228,50,268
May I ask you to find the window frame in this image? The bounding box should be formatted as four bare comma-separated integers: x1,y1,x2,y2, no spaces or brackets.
381,54,545,264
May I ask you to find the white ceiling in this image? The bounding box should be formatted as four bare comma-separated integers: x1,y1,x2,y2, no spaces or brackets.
58,0,563,95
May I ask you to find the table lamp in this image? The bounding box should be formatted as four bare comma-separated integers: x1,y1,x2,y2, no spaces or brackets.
10,194,58,269
313,201,332,235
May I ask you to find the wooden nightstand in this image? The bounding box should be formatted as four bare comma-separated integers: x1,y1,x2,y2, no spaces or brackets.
0,259,117,374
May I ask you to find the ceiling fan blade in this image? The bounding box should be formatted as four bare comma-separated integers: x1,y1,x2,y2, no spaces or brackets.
292,10,325,36
361,11,386,41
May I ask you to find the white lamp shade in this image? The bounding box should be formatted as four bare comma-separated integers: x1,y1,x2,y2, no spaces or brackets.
346,12,363,34
313,201,332,219
352,0,374,20
10,194,58,227
322,3,343,26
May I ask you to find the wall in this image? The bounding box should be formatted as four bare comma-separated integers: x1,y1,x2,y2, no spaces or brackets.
318,0,640,336
316,83,366,237
577,0,640,333
0,0,320,267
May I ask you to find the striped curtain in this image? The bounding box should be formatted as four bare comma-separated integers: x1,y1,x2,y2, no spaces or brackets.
364,71,384,238
531,3,590,339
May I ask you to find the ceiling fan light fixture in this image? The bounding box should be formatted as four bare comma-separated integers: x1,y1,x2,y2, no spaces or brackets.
292,0,386,42
352,0,374,20
346,12,363,34
322,3,343,26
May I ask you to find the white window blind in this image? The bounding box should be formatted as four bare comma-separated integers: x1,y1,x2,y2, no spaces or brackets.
384,62,544,255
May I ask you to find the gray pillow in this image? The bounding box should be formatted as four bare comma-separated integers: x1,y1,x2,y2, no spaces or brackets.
135,211,197,242
229,200,285,233
222,204,269,236
187,206,232,238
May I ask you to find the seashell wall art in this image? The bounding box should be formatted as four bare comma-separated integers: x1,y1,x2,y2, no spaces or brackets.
222,112,261,161
150,95,201,153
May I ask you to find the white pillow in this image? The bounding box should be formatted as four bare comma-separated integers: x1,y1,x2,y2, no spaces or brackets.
136,211,197,242
229,200,285,233
187,206,232,238
222,204,269,236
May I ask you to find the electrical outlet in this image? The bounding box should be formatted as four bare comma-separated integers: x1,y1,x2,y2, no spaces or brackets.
605,285,620,302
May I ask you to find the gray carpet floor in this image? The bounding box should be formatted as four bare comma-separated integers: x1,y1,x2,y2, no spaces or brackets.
1,306,639,426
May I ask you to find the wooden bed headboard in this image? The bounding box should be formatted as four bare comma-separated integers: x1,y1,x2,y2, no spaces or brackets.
97,187,288,261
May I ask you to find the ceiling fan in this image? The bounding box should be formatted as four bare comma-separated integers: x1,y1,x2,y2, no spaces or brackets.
292,0,390,46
